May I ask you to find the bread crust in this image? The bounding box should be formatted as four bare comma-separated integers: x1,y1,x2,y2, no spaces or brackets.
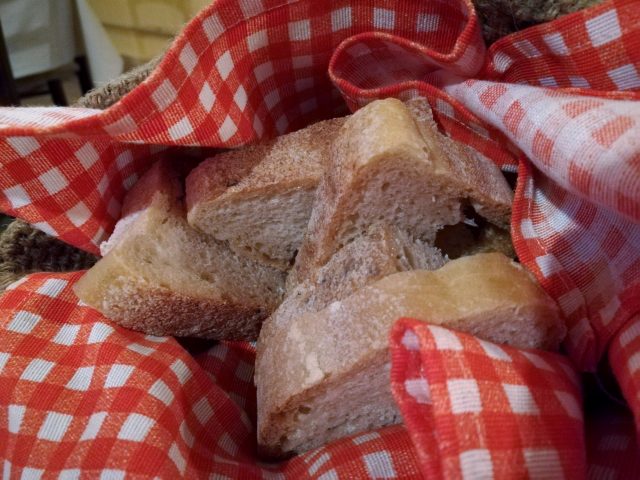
405,97,513,228
121,158,183,217
105,283,262,340
186,118,346,211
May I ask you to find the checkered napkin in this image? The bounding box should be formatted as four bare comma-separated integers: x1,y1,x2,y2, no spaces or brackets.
0,0,639,477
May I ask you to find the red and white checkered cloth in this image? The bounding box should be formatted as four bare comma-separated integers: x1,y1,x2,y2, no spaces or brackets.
0,0,639,477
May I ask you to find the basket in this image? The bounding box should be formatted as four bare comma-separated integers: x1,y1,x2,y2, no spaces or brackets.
0,0,637,477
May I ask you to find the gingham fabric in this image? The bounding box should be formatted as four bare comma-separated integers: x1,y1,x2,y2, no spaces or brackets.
390,319,585,479
0,0,639,477
0,273,424,478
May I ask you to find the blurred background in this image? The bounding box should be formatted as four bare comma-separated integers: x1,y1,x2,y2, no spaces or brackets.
88,0,209,68
0,0,208,107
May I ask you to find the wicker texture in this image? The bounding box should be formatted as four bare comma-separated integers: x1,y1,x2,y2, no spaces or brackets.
74,56,161,110
0,220,96,290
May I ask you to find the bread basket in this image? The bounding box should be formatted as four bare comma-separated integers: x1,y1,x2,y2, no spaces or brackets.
0,0,638,477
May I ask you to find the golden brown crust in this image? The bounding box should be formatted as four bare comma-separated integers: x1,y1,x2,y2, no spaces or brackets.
102,279,265,340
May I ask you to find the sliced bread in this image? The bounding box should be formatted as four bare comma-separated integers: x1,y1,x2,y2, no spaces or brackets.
291,98,514,286
257,224,446,392
256,253,565,457
186,117,346,271
405,97,513,229
74,159,286,340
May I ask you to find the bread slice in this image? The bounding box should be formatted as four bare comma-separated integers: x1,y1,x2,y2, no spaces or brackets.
186,117,346,271
259,224,446,380
257,226,445,451
256,253,565,457
283,224,446,310
291,98,513,286
74,159,286,340
406,97,513,229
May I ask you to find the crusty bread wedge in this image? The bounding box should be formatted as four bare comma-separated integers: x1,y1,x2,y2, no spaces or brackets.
256,253,565,457
282,224,446,311
291,98,513,286
406,98,513,229
186,117,346,271
260,224,446,370
74,159,286,340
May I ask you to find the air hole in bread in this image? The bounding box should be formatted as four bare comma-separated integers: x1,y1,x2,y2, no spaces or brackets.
241,242,280,265
434,205,514,260
339,225,357,248
298,405,311,414
199,272,214,283
278,434,289,447
380,182,390,192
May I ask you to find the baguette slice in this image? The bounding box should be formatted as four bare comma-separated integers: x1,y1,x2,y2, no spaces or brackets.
291,98,513,286
260,225,446,376
186,117,346,271
74,159,286,340
406,97,513,229
256,253,565,457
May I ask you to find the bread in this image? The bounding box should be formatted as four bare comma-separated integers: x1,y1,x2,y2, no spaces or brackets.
283,224,446,309
186,117,346,271
74,159,286,340
256,253,565,457
406,98,513,229
259,224,446,384
290,98,513,286
257,225,445,456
